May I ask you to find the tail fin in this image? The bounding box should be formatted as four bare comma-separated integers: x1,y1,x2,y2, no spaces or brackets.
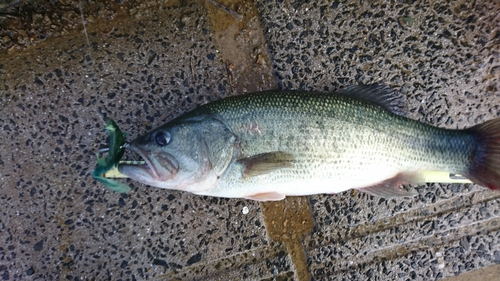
466,118,500,190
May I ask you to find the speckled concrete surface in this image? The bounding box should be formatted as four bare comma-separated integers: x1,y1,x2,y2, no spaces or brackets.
1,0,500,280
0,2,276,279
257,0,500,280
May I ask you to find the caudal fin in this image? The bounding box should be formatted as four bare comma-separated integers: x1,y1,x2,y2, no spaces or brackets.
466,118,500,190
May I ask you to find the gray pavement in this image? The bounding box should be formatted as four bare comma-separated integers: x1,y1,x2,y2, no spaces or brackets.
1,0,499,280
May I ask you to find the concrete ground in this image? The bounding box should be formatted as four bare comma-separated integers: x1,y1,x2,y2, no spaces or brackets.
1,0,500,280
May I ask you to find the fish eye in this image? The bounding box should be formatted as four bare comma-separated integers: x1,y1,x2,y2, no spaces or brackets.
155,131,171,146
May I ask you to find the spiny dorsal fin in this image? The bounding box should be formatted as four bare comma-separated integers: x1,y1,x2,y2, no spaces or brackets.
238,151,294,178
338,83,407,117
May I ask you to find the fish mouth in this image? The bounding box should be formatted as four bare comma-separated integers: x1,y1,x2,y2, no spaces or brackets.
121,145,179,181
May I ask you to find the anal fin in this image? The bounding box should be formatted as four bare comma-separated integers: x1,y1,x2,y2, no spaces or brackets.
244,192,285,201
356,172,424,198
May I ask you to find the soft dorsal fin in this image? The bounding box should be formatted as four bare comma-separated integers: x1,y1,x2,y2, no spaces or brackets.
338,84,407,117
238,152,295,178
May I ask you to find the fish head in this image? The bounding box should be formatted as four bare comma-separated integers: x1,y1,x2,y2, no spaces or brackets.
119,116,238,192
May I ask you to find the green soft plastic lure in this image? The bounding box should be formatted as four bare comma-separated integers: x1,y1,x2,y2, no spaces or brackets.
92,119,131,193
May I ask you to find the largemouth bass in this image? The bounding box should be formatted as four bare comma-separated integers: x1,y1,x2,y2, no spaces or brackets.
117,84,500,201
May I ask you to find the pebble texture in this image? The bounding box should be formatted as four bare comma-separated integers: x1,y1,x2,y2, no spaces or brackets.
0,2,273,280
257,0,500,127
257,0,500,280
1,0,500,280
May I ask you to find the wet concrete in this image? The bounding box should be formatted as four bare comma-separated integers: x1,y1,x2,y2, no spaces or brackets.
1,0,500,280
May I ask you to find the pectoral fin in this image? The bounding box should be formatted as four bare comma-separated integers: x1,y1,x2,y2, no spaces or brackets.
238,152,295,178
356,172,424,198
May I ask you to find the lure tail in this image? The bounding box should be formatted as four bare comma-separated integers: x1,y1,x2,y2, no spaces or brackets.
466,118,500,190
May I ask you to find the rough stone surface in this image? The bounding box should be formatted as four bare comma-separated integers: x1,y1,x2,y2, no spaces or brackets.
257,0,500,280
0,2,272,280
1,0,500,280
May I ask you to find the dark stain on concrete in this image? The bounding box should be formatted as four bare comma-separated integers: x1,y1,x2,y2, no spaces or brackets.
205,1,315,280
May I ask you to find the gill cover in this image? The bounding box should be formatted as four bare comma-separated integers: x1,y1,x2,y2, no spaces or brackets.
119,116,237,192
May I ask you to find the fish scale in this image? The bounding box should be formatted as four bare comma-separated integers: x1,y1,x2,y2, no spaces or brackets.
187,91,475,198
116,85,500,200
207,91,471,168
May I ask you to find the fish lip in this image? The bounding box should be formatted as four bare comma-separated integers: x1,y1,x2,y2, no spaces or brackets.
125,145,179,181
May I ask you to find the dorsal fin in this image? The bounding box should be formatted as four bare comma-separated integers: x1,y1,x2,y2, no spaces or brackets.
338,84,407,116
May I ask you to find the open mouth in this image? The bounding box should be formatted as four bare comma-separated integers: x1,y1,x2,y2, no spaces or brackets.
119,145,179,181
